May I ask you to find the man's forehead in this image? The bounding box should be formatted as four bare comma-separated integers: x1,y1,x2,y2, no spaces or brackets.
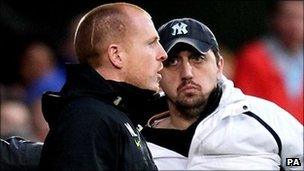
127,8,153,26
128,13,156,34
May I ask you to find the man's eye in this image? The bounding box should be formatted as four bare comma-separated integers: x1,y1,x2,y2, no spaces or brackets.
190,55,205,63
149,38,159,45
149,40,155,45
164,58,178,67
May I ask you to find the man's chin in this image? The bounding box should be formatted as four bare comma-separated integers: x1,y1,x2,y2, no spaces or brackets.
136,81,159,92
148,84,160,93
176,96,204,107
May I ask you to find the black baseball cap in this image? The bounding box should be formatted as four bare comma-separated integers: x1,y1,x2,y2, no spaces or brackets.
158,18,219,55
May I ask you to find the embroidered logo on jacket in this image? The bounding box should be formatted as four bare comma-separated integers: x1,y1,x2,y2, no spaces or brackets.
124,123,137,137
124,122,142,147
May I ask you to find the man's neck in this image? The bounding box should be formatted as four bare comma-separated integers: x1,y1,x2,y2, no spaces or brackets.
95,65,125,83
167,104,198,130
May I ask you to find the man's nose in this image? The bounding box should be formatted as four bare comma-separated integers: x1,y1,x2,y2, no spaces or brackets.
181,61,193,80
157,45,168,62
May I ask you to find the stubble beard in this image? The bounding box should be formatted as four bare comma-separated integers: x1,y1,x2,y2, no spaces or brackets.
172,92,207,121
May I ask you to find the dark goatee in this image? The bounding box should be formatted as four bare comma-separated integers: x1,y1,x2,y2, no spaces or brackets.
174,96,207,121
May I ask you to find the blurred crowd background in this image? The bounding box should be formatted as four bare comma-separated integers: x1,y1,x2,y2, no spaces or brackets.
1,0,303,141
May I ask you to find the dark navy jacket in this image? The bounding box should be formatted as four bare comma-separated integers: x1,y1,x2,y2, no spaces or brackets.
40,64,159,170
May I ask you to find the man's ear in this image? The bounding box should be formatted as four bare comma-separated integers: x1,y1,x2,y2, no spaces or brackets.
107,44,123,69
218,56,224,71
217,56,224,80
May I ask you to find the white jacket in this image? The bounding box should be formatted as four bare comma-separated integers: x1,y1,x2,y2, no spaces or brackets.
147,142,187,170
148,76,303,170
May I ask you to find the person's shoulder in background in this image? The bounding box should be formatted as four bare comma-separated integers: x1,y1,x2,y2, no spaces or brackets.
0,136,43,171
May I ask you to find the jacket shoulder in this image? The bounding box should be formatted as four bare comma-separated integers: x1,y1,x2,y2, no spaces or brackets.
64,97,125,121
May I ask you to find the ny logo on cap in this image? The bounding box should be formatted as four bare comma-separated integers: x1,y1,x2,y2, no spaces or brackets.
171,22,188,35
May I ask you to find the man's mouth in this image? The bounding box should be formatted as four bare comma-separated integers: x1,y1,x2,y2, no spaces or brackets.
177,84,197,92
177,83,199,93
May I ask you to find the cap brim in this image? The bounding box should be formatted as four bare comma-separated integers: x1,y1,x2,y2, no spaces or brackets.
164,37,212,55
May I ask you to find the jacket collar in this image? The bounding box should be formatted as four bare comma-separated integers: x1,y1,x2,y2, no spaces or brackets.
217,76,250,120
106,80,162,126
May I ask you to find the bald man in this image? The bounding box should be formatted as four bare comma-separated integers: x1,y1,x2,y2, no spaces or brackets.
39,2,166,170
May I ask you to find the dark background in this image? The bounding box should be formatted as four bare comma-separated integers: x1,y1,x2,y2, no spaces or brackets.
0,0,276,85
